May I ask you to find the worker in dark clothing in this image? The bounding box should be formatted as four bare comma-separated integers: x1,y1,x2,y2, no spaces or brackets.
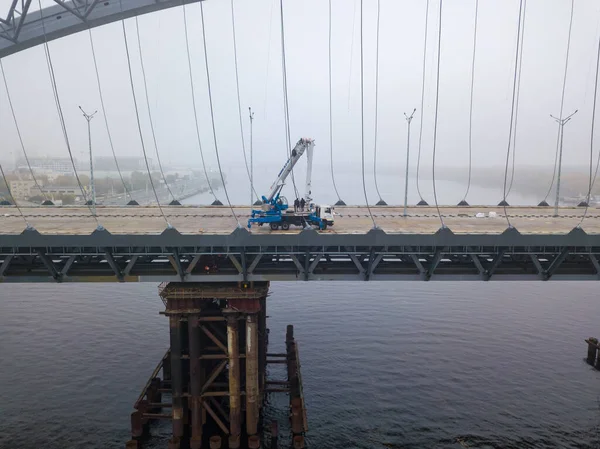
294,198,300,212
300,198,306,212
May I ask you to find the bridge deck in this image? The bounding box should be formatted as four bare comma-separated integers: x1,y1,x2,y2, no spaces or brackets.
0,206,598,235
1,206,600,282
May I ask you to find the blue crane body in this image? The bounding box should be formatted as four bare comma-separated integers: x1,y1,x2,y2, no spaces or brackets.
247,138,335,231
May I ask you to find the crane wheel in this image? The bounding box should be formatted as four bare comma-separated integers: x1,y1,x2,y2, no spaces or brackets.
282,222,290,230
270,223,279,231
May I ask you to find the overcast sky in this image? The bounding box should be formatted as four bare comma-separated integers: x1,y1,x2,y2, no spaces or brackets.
1,0,600,184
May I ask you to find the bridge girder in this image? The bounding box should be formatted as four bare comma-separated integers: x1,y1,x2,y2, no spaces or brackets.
0,0,204,59
1,228,600,282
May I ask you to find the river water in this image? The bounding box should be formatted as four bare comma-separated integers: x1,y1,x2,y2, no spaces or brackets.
0,282,599,449
1,170,599,448
184,165,539,207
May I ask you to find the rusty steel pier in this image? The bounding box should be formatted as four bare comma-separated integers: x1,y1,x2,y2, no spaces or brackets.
125,281,308,449
585,337,600,370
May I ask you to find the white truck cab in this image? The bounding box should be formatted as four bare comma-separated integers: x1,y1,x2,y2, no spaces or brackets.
315,205,334,226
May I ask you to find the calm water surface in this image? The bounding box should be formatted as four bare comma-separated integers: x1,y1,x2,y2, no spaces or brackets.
0,282,599,449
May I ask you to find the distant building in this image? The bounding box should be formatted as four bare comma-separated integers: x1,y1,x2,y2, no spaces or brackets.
9,179,41,200
94,156,154,171
16,157,76,174
42,186,79,196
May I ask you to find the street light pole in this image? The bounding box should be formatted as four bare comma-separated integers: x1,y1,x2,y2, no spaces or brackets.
79,106,98,214
551,109,577,217
403,109,416,217
249,107,255,209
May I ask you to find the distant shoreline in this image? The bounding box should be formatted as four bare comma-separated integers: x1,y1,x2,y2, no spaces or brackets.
414,166,596,201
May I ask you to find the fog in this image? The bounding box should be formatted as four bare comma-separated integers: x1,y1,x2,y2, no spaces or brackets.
1,0,600,200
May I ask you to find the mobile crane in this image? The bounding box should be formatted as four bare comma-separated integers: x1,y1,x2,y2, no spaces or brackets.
247,138,335,230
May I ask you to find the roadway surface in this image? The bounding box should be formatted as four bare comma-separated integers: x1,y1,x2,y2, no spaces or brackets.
1,206,599,235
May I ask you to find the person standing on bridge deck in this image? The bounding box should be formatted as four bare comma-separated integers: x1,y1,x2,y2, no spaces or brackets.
294,198,300,212
300,198,306,212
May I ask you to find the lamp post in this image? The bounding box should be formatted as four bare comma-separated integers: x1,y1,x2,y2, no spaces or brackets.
551,109,578,217
79,106,98,214
249,106,255,209
403,108,416,217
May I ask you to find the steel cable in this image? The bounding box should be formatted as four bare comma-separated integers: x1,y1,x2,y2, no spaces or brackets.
431,0,445,228
181,0,218,203
119,9,170,227
578,26,600,227
328,0,342,204
582,8,600,108
461,0,478,203
134,17,176,203
359,0,376,229
262,0,275,119
590,42,600,193
199,2,239,226
416,0,430,204
0,60,49,203
501,0,525,228
230,0,260,204
0,67,29,226
591,129,600,191
87,28,133,202
506,0,527,197
37,0,98,225
373,0,383,204
543,0,574,203
348,0,357,113
279,0,299,200
0,162,29,228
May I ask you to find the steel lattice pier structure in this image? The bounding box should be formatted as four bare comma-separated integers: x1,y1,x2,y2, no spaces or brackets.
127,281,307,449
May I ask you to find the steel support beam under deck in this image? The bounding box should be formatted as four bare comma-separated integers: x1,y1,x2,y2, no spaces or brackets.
1,227,600,282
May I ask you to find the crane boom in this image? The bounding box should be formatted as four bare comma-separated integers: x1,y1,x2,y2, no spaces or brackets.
304,139,314,204
265,138,315,203
248,136,334,230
